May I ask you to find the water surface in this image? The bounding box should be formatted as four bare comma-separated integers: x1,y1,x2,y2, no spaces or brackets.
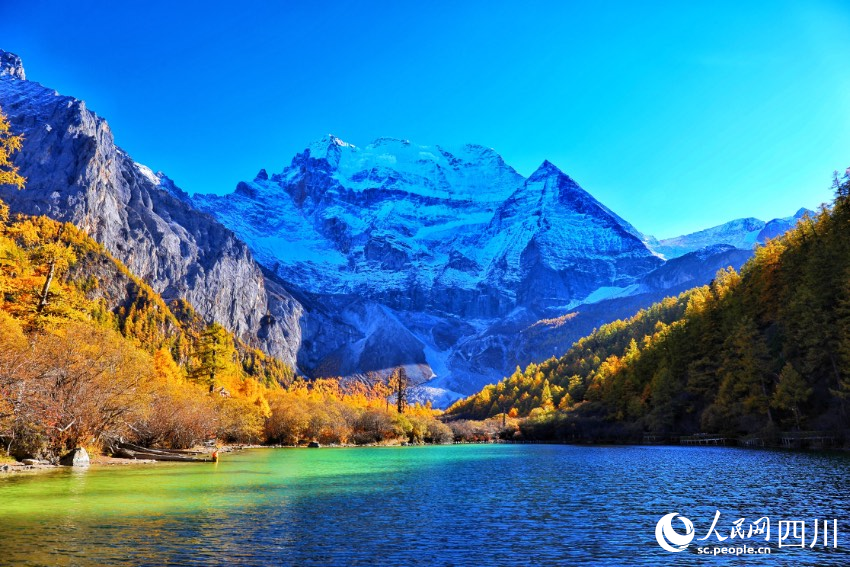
1,445,848,566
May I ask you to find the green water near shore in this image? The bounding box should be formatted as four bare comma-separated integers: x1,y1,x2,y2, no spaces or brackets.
1,445,849,566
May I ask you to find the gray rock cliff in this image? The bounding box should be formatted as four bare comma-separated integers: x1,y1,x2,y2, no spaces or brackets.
0,50,808,405
0,50,301,368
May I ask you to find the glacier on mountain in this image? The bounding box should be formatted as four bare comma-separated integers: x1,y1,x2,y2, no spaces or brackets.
648,209,812,259
192,134,805,404
0,47,810,405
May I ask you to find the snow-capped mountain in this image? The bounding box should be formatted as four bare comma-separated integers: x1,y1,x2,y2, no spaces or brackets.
648,208,812,259
194,136,661,314
475,161,662,313
193,136,526,305
192,135,802,404
0,48,809,406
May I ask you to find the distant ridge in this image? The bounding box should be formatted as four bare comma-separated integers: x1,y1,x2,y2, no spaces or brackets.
0,49,810,405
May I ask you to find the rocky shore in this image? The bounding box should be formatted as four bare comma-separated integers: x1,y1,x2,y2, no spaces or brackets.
0,445,226,476
0,456,164,476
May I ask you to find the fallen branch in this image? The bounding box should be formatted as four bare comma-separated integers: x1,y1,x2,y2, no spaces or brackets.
112,442,212,462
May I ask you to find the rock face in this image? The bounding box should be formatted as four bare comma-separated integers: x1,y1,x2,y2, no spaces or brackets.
0,51,25,80
647,209,812,259
193,135,808,402
0,50,808,405
190,137,663,401
639,244,753,290
59,447,90,467
0,51,301,368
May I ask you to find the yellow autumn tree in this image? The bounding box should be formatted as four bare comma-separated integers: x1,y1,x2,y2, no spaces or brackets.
0,106,24,191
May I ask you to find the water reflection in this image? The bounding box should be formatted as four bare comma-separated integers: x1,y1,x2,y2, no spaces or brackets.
1,445,848,566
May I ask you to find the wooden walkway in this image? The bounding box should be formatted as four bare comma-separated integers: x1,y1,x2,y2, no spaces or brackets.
779,434,838,449
647,430,846,449
680,436,736,446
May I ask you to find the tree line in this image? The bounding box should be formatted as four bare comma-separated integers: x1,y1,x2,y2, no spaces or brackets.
0,108,452,461
0,202,453,460
448,171,850,443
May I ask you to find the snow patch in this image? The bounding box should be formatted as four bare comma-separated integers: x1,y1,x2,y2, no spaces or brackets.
134,162,161,187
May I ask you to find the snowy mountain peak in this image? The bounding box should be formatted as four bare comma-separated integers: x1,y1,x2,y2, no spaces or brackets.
188,133,806,403
134,162,161,187
525,161,594,203
528,159,564,180
0,50,25,81
303,134,355,164
282,136,524,202
521,160,612,214
310,133,354,150
653,209,812,259
368,137,412,148
458,142,497,154
736,217,766,230
131,160,180,198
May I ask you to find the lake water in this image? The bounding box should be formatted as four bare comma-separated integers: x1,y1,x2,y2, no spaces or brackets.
1,445,848,566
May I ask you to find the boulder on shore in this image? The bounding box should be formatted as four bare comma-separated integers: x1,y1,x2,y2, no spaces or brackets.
307,441,321,448
59,447,90,467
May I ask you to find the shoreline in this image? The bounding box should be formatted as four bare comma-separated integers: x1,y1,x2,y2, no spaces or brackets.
0,441,443,476
0,454,159,476
4,439,846,478
0,444,225,477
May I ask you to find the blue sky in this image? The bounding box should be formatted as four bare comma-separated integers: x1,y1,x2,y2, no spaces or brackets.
3,1,849,238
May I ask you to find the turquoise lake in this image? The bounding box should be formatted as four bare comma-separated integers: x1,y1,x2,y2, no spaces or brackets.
1,444,848,566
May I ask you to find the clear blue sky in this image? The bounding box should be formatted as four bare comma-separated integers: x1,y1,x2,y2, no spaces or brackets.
3,1,849,238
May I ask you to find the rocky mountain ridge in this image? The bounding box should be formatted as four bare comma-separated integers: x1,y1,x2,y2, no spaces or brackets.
0,50,808,405
0,50,302,369
192,133,807,403
648,209,811,258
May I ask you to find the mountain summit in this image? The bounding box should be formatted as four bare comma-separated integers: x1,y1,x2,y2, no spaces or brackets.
648,208,813,259
193,136,806,403
0,51,25,80
192,135,769,402
0,50,303,371
0,49,807,405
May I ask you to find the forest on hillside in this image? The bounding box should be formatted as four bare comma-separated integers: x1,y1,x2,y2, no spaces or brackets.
0,109,452,462
448,171,850,442
0,211,453,460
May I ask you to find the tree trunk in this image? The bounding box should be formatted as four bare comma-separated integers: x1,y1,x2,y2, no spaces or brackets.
209,337,217,387
36,260,56,314
395,368,407,414
759,375,775,425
